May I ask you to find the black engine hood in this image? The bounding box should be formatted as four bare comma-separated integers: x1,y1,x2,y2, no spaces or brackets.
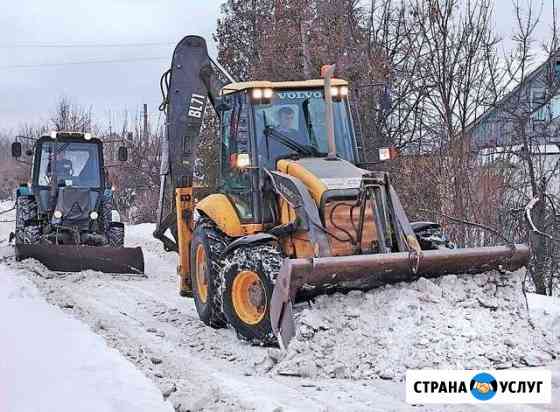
54,187,98,225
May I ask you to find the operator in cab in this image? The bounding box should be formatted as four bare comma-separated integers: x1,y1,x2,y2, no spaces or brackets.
276,107,298,137
259,105,308,166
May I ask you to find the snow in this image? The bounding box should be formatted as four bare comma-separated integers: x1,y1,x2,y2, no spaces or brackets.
0,203,173,412
528,293,560,340
275,272,560,380
0,270,174,412
1,201,560,411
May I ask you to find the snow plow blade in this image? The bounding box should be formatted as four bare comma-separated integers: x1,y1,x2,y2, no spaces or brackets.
15,244,145,274
270,244,530,348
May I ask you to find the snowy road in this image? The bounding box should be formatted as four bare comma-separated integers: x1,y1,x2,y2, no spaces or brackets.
0,244,174,412
1,205,559,411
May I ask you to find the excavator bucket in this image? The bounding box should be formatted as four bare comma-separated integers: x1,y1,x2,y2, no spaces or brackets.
15,244,145,275
270,244,530,348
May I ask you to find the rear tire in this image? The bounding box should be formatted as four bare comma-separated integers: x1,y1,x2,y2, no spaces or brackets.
221,244,283,346
190,220,228,328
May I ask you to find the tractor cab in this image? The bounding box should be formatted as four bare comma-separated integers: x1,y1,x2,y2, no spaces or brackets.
23,133,107,223
34,134,104,190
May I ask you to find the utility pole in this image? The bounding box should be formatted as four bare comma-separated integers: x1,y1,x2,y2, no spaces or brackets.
143,103,148,141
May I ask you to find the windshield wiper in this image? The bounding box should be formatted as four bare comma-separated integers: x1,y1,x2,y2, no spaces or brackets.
302,98,320,148
263,126,323,157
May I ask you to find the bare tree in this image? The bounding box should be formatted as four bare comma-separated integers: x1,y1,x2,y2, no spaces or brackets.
399,0,499,246
475,0,560,295
51,97,95,133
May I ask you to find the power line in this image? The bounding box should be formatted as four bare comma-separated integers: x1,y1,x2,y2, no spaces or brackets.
0,56,169,70
0,42,175,49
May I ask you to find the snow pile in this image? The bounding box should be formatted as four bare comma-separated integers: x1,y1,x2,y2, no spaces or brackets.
0,268,174,412
528,293,560,339
274,270,560,380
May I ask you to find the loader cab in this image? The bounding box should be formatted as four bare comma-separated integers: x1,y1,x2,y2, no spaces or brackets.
218,79,360,225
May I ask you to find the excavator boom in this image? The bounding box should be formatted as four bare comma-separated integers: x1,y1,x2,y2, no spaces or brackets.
154,35,232,251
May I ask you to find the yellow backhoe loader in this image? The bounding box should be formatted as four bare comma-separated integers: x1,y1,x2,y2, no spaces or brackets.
153,36,529,348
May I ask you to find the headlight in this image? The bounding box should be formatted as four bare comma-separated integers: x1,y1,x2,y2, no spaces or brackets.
90,211,99,220
84,132,92,140
263,88,274,99
53,210,63,219
339,86,349,96
236,153,251,169
331,87,339,97
50,131,57,139
252,89,263,99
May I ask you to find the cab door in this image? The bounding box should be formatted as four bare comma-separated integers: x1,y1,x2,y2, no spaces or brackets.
220,92,255,222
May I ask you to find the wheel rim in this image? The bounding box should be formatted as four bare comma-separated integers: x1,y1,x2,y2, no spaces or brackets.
195,244,208,303
231,271,267,325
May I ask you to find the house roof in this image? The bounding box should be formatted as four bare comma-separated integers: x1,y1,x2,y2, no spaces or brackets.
465,52,559,139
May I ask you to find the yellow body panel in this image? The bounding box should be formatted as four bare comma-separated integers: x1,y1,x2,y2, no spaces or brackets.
277,159,328,205
278,196,315,259
195,194,263,237
176,188,193,295
221,78,349,95
276,159,326,258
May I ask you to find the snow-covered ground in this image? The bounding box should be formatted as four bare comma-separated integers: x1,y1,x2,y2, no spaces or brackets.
0,269,174,412
1,201,559,411
0,203,174,412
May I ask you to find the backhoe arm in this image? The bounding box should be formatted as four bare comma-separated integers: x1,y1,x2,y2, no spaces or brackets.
154,35,233,252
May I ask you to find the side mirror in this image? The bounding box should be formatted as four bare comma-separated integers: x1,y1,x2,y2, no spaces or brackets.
117,146,128,162
216,96,232,114
215,97,232,113
11,142,22,158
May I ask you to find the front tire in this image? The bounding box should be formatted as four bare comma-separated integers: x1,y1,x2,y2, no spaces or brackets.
101,190,114,235
221,244,283,346
15,195,41,247
108,222,125,247
190,220,228,328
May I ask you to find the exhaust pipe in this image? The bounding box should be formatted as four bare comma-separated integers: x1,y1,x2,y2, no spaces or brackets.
270,244,529,348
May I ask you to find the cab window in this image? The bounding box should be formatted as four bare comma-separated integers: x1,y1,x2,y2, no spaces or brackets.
37,142,101,188
220,93,254,220
253,89,356,169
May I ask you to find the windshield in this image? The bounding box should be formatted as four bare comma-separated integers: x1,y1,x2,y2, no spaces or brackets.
253,89,356,168
37,142,101,188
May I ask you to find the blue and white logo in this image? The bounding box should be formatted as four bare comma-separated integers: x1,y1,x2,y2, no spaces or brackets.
470,372,498,401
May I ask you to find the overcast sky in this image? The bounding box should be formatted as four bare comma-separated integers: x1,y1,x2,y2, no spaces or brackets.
0,0,223,132
0,0,556,133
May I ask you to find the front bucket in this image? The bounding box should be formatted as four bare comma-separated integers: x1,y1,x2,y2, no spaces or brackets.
15,244,145,274
271,244,530,348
